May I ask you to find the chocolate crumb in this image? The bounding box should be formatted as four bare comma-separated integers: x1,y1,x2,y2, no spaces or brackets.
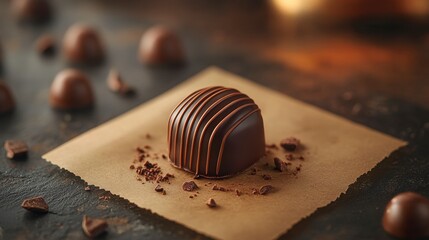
189,196,193,199
266,144,278,149
129,165,135,170
82,215,108,238
107,69,135,96
155,185,164,192
145,134,152,139
262,174,272,180
259,185,273,195
4,140,28,160
35,35,56,56
249,168,257,175
162,154,167,159
285,154,294,161
280,137,300,151
162,190,166,195
182,181,198,191
144,145,151,150
206,198,217,208
84,186,91,191
274,157,287,172
99,195,110,201
235,189,242,196
21,196,49,213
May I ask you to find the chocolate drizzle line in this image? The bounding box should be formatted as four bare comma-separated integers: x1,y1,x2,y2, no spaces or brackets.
168,86,263,178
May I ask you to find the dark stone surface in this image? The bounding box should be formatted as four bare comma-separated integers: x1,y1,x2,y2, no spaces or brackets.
0,0,428,239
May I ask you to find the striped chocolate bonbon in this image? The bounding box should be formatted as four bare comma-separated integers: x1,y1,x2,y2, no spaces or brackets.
167,86,265,178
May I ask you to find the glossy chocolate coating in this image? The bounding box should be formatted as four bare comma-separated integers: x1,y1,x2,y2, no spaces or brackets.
63,24,104,64
382,192,429,239
167,86,265,178
11,0,51,23
138,26,185,66
49,69,94,110
0,82,15,114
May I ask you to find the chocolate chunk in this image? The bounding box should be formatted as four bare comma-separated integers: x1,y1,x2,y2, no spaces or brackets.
206,198,217,208
155,185,164,192
49,69,94,110
21,196,49,213
273,157,286,172
280,137,300,151
106,69,134,96
35,34,55,56
382,192,429,238
168,86,265,178
259,185,273,195
0,81,15,114
12,0,51,23
63,24,104,64
138,25,185,66
4,140,28,159
182,181,198,191
82,215,108,238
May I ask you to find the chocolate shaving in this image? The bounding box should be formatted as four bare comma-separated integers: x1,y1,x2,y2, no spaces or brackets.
35,35,56,56
82,215,108,238
274,157,287,172
206,198,217,208
107,69,135,96
235,189,242,196
182,181,198,191
155,185,164,192
21,196,49,213
4,140,28,160
259,185,274,195
280,137,300,151
262,174,272,180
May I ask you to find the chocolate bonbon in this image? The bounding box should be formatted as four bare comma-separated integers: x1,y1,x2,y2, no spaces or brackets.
0,82,15,114
382,192,429,239
63,24,104,64
138,26,185,66
168,86,265,178
12,0,51,23
49,69,94,110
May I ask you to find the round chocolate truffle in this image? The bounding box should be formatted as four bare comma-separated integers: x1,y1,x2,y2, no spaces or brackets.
49,69,94,110
11,0,51,23
138,26,185,66
0,81,15,114
382,192,429,239
63,24,104,64
167,86,265,178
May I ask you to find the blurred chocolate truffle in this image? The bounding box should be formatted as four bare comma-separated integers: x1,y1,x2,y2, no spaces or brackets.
63,24,104,64
382,192,429,239
0,81,15,114
11,0,51,23
138,26,185,66
49,69,94,110
168,86,265,178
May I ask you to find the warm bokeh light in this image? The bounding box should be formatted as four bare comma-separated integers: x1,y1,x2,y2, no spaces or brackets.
271,0,322,16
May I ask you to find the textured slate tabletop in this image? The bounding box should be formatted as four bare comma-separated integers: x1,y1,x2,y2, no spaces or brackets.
1,0,429,239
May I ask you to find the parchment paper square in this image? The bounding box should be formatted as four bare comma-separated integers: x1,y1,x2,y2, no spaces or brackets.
44,67,405,240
